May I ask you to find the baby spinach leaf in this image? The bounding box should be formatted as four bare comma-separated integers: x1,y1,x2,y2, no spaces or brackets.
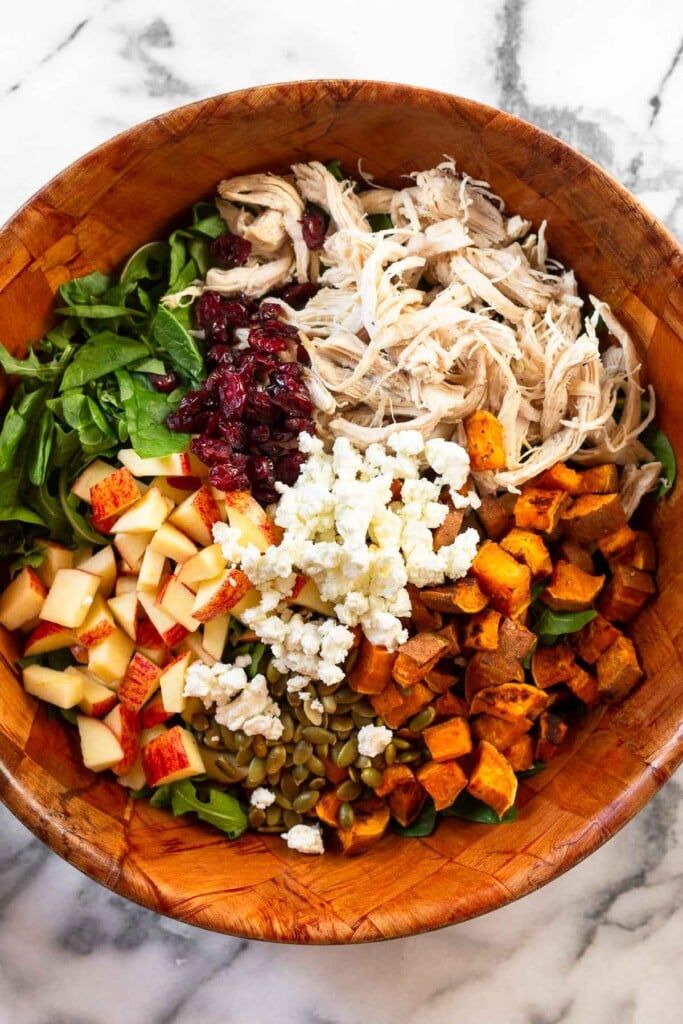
59,706,78,725
59,271,111,307
170,780,248,839
130,357,167,375
151,305,204,383
533,608,597,644
57,468,104,545
0,346,63,382
0,388,46,470
116,370,189,458
326,159,344,181
28,408,54,486
641,424,676,498
191,214,227,239
247,643,266,679
392,799,437,837
368,213,393,231
120,241,169,289
442,792,518,824
516,763,547,778
51,423,83,468
56,392,117,454
0,467,46,527
60,333,149,390
55,304,144,320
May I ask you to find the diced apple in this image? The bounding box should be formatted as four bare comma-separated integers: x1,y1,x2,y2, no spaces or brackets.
192,569,253,623
70,644,89,664
176,544,227,589
230,586,261,623
137,590,189,647
176,632,217,666
40,568,99,629
23,664,84,708
290,576,335,616
169,486,221,547
115,575,138,595
88,628,134,688
141,691,174,729
90,466,141,528
118,652,162,712
114,532,152,573
152,475,199,504
76,594,116,648
202,614,229,661
137,646,169,667
118,449,196,478
0,568,47,631
116,758,146,791
149,523,198,564
77,715,124,772
71,460,115,504
73,546,94,566
138,548,167,592
35,540,74,588
224,490,283,551
142,725,204,786
77,545,117,597
103,703,142,774
71,670,118,718
113,488,173,535
158,577,200,632
136,616,167,650
23,620,77,657
159,651,191,714
107,591,138,641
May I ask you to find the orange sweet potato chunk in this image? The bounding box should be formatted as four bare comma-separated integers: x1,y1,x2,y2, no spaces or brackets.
464,410,506,471
535,711,569,762
348,638,396,695
407,584,443,632
596,525,638,561
596,635,643,703
561,493,626,543
531,643,576,689
467,741,518,817
464,651,524,703
497,617,536,661
533,463,584,494
315,791,341,828
425,665,458,694
564,665,599,705
579,464,619,494
471,541,532,617
470,682,549,721
375,764,416,798
417,760,468,810
433,507,465,551
423,717,472,762
433,690,468,719
501,528,553,578
477,494,515,540
338,799,391,855
420,577,488,614
514,488,570,534
541,560,605,611
505,733,535,772
559,539,595,575
388,781,426,826
573,613,621,664
598,565,655,623
392,633,450,688
381,682,433,729
461,608,502,651
472,713,532,751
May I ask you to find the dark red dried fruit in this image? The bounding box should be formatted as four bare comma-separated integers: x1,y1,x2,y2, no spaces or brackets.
190,436,234,465
268,385,313,416
210,233,252,269
194,291,225,330
278,282,318,309
253,302,284,323
284,416,315,433
207,345,236,366
217,419,248,449
247,456,275,483
301,204,328,250
195,292,253,345
276,452,307,485
209,457,250,492
248,424,271,446
244,391,278,423
217,372,247,417
150,372,179,393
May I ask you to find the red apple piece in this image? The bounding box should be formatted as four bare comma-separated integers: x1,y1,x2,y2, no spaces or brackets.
142,725,205,786
70,460,115,504
87,628,135,688
114,532,153,573
24,620,78,657
224,490,283,551
77,545,117,597
23,664,84,708
176,544,227,588
137,590,189,647
149,523,198,564
112,487,173,535
169,486,221,547
0,568,47,631
76,594,117,648
140,691,174,729
77,715,124,772
71,670,118,718
192,569,253,623
107,591,139,641
90,467,141,526
35,541,74,588
202,614,230,661
118,652,162,712
104,703,142,774
159,651,191,714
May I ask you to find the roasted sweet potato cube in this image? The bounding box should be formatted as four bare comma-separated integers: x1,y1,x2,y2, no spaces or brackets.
505,734,535,772
533,463,584,494
417,760,468,810
559,540,595,575
598,564,655,623
437,621,460,655
596,635,643,703
461,608,501,651
514,488,570,534
423,717,473,762
375,763,415,797
564,665,599,704
497,617,536,661
467,741,518,818
315,791,341,828
464,410,506,471
348,639,397,695
425,665,459,694
323,757,348,785
531,643,576,688
626,532,656,572
596,525,638,561
541,560,605,611
392,633,450,688
421,577,489,615
501,528,552,578
369,680,404,719
407,584,443,632
573,613,621,664
561,493,626,543
477,494,515,540
472,714,532,751
388,780,427,826
433,690,468,718
381,682,433,729
470,682,549,722
464,651,524,703
579,464,619,494
433,507,465,551
471,542,532,617
338,798,391,855
536,711,569,762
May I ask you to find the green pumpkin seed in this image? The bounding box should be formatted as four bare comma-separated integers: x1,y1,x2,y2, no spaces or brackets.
219,725,238,750
338,802,355,830
392,737,412,750
266,804,282,826
384,743,397,766
293,739,313,765
266,745,287,775
248,807,266,829
235,745,253,767
334,685,360,705
258,824,286,834
301,726,336,745
330,715,354,732
234,729,250,749
307,754,326,776
345,649,359,673
408,707,437,732
293,790,320,813
291,763,309,785
267,769,282,787
351,708,375,728
252,736,268,759
360,767,383,788
336,779,362,802
354,755,372,770
203,732,225,749
191,713,210,731
317,742,330,760
347,766,360,783
247,757,267,786
321,695,337,714
337,737,358,768
280,772,300,802
354,700,375,718
275,793,293,810
283,810,303,829
266,661,281,684
309,777,326,791
280,713,295,744
397,750,422,764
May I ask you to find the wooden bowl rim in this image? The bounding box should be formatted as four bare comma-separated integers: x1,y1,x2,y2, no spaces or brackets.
1,78,681,943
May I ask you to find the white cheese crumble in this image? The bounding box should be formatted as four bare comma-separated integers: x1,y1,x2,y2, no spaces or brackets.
183,660,283,740
250,787,276,809
357,724,393,757
281,823,325,855
214,430,480,679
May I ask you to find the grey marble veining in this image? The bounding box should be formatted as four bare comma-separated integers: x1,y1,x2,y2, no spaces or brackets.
0,2,681,1022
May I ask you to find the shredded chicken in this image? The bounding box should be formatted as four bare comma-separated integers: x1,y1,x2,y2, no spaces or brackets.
163,158,655,496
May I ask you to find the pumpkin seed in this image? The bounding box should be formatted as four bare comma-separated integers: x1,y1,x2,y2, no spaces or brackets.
214,755,242,782
336,779,362,802
267,769,282,787
252,736,268,759
247,757,267,786
330,714,354,732
234,729,250,749
291,764,309,785
293,790,320,813
283,810,303,829
248,807,266,829
266,745,287,775
392,737,412,750
280,772,299,802
347,766,360,783
360,767,383,789
266,804,282,826
266,661,281,684
317,742,330,760
408,707,437,732
275,793,293,810
354,700,375,718
301,726,336,745
345,648,359,673
303,703,323,726
219,725,237,750
280,713,295,744
235,745,253,767
354,755,372,770
384,742,397,766
293,739,313,765
191,713,210,731
307,754,326,776
309,777,326,791
321,695,337,714
397,750,422,764
351,708,375,728
338,802,355,830
203,732,225,749
337,737,358,768
258,824,285,834
334,685,360,705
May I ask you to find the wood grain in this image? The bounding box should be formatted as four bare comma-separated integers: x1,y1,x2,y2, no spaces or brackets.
0,80,681,943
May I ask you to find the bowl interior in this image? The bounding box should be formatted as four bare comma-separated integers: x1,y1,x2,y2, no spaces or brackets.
0,80,682,943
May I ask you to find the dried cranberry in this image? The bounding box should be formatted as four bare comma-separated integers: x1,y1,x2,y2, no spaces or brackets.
234,350,279,382
209,458,250,492
253,479,280,504
248,323,296,354
194,291,225,330
207,345,235,366
268,386,313,416
217,419,247,449
301,204,328,250
248,424,271,446
210,233,252,269
252,302,284,322
190,436,233,466
167,391,211,432
149,371,178,393
247,456,275,482
271,363,303,384
279,282,318,309
275,451,307,485
270,429,295,443
216,372,247,417
244,391,277,423
296,344,311,366
195,293,253,345
284,416,315,433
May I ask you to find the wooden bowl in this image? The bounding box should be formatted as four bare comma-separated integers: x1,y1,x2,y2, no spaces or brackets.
0,80,681,944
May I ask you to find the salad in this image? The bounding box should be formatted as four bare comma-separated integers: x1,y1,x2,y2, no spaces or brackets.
0,159,674,855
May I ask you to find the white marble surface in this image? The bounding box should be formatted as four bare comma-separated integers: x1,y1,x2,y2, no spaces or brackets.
1,2,682,1021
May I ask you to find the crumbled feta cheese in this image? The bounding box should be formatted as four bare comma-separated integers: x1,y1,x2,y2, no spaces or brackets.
357,724,393,757
184,661,283,740
250,787,275,809
281,823,325,855
234,654,252,669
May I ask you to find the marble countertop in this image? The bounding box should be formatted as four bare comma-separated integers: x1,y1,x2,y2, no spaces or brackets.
1,1,682,1021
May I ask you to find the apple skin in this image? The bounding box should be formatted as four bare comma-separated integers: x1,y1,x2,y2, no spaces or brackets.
24,620,77,657
74,671,118,718
23,664,84,709
142,725,205,786
192,569,254,623
70,460,115,504
118,449,193,478
136,616,167,650
77,715,125,772
159,651,191,714
140,691,174,729
169,486,222,547
0,568,47,632
104,703,142,774
90,467,140,524
76,595,116,648
224,490,283,550
117,652,162,712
